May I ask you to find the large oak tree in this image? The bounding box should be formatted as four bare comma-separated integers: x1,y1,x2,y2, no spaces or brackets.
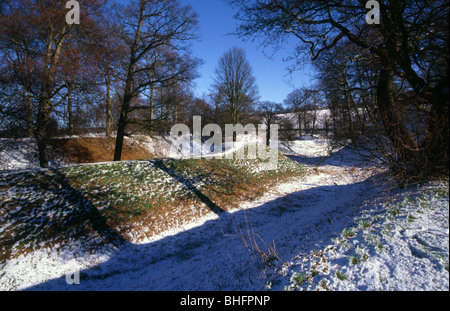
229,0,449,180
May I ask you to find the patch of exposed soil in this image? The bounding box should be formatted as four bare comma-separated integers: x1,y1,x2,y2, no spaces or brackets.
48,137,155,164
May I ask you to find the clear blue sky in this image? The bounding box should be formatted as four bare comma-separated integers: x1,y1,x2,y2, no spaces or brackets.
181,0,312,104
114,0,313,104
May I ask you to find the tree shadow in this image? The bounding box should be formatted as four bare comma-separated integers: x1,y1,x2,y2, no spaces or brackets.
0,168,129,263
21,173,383,291
153,159,228,216
47,168,130,248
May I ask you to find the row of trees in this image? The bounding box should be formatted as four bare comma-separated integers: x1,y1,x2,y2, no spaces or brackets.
2,0,448,184
229,0,449,183
0,0,268,167
0,0,204,166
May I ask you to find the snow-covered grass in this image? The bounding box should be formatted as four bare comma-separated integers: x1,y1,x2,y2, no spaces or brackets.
0,135,448,291
0,138,67,170
281,182,449,291
0,147,306,289
0,168,119,265
59,153,305,242
278,135,337,158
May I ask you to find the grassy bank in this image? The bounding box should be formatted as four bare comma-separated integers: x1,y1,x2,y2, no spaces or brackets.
0,152,306,262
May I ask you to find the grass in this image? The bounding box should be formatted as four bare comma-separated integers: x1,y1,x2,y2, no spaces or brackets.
320,279,329,290
388,206,402,217
407,214,417,223
358,220,371,229
282,180,448,291
0,148,307,262
341,228,355,239
291,272,308,286
350,256,360,265
48,136,155,164
62,153,305,235
336,270,347,281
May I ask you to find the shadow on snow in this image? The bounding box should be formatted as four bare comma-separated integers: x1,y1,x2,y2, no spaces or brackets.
22,171,380,291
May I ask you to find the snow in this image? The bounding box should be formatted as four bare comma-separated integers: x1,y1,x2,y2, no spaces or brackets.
0,135,448,291
0,134,254,171
277,110,332,130
277,108,366,131
0,139,40,171
282,182,449,291
0,138,69,171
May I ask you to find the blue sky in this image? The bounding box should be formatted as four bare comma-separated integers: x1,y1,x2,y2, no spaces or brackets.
181,0,312,104
115,0,313,104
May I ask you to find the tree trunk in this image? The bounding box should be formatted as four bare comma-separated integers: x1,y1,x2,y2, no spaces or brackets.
36,91,51,168
114,57,135,161
266,118,271,146
24,87,33,138
344,91,355,142
312,96,317,136
303,110,309,135
35,24,68,168
377,67,420,179
114,105,128,161
149,82,155,135
67,82,74,135
114,58,136,161
105,75,113,137
297,112,302,137
113,0,144,161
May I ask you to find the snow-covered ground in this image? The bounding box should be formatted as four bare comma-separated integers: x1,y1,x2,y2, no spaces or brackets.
0,135,448,291
0,135,163,171
0,134,256,170
0,138,64,171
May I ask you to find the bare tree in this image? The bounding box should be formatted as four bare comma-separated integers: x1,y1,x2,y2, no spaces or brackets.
229,0,449,181
284,88,316,136
0,0,105,166
258,101,283,145
87,6,127,138
212,47,259,126
112,0,200,161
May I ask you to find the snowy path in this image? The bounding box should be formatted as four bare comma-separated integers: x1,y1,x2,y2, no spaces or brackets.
2,137,447,291
19,157,376,290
